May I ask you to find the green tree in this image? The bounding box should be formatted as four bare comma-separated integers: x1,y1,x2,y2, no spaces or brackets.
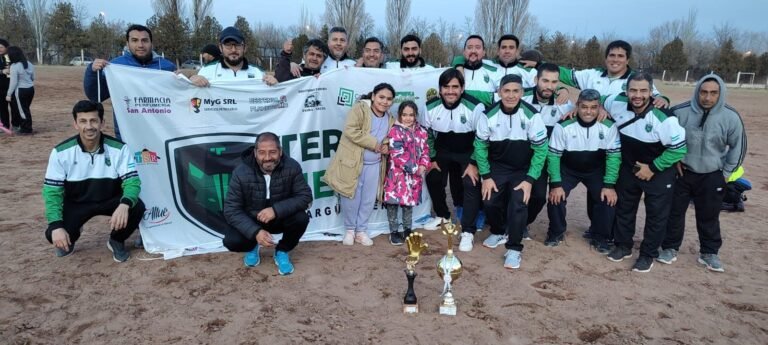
86,15,123,60
0,0,36,55
711,38,742,82
147,12,190,66
547,32,569,66
582,36,602,68
46,1,85,64
319,24,329,43
757,52,768,81
656,37,688,79
421,32,447,67
233,16,260,66
290,33,309,64
190,15,222,56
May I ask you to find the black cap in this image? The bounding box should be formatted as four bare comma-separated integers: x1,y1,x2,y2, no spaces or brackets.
219,26,244,44
520,49,543,64
201,44,221,58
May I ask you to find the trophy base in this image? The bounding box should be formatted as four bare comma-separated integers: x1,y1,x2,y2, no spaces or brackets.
439,304,457,316
403,303,419,314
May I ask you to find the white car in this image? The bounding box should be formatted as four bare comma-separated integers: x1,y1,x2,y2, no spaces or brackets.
69,57,94,66
181,60,202,70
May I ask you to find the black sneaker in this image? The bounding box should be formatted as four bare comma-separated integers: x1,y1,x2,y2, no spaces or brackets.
632,256,654,273
55,243,76,257
389,231,404,246
582,227,593,239
544,233,564,247
607,246,632,262
107,238,130,263
134,235,144,249
589,239,612,255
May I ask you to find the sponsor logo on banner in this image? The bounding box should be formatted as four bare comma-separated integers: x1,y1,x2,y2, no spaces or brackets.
426,88,438,101
300,87,327,112
123,96,172,114
191,98,238,113
337,87,359,107
143,206,172,228
249,95,288,112
394,91,420,103
135,148,161,165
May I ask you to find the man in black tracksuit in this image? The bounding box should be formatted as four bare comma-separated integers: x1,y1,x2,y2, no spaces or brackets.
270,39,327,83
602,73,687,273
657,74,746,272
223,132,313,275
0,39,10,129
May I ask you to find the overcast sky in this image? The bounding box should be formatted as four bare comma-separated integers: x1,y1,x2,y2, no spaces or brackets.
87,0,766,42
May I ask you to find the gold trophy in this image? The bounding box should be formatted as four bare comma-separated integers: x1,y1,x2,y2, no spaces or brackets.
436,220,462,316
403,232,427,314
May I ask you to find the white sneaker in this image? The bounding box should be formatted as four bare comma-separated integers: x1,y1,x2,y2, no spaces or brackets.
482,234,508,248
355,232,374,246
458,232,474,252
342,230,354,246
422,217,446,230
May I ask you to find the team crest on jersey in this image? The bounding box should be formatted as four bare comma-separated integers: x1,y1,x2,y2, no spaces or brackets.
599,130,604,140
484,74,490,83
645,123,653,132
622,83,627,91
460,115,467,124
105,157,111,167
521,121,526,130
550,109,557,117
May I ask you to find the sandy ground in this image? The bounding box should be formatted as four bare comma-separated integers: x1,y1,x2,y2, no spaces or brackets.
0,66,766,345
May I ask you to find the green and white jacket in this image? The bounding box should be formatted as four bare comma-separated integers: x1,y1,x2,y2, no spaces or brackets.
42,134,141,230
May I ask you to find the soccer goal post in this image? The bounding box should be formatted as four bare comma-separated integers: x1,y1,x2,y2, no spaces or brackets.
736,72,755,85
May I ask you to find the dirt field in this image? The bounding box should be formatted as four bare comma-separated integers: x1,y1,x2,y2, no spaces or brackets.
1,66,766,345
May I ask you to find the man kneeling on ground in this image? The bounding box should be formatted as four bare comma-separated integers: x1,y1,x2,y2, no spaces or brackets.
42,100,146,262
223,132,312,275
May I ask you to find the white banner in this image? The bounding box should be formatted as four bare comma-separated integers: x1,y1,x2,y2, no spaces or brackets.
104,64,444,259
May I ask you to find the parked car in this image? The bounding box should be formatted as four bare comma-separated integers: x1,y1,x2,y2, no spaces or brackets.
69,56,94,66
181,60,202,70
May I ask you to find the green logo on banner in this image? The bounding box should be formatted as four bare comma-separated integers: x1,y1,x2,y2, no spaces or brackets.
337,88,356,107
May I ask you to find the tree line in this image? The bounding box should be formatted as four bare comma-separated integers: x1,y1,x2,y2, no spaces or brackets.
1,0,766,83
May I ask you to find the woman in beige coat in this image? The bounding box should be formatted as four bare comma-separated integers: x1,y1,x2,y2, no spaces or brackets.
323,83,395,246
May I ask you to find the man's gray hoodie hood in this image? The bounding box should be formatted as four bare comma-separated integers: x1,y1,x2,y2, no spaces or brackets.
671,73,746,178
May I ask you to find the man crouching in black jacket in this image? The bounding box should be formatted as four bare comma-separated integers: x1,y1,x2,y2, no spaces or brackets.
223,132,312,275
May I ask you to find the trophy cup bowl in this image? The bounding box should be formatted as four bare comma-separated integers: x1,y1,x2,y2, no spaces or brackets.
436,221,462,316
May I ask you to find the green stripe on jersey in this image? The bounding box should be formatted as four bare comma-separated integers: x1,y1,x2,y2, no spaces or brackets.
520,101,538,119
55,137,78,152
104,137,125,150
485,103,501,119
559,118,577,127
461,94,484,110
426,97,442,111
651,108,669,122
601,118,615,127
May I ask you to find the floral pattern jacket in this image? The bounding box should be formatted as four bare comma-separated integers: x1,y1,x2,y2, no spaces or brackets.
383,121,430,206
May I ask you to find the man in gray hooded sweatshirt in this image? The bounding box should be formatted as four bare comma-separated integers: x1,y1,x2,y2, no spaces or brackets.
658,74,747,272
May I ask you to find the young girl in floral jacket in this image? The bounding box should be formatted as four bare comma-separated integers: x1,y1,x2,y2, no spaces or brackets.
383,101,430,245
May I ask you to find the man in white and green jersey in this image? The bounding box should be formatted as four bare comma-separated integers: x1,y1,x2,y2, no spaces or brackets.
559,40,669,108
603,73,686,273
453,34,537,88
474,74,548,270
546,89,620,252
451,35,498,108
42,101,145,262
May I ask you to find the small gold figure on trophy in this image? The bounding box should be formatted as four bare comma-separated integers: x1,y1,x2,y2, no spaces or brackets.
436,220,463,316
403,232,427,314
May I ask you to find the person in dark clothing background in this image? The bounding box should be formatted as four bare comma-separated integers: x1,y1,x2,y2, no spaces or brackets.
265,39,327,85
0,39,11,131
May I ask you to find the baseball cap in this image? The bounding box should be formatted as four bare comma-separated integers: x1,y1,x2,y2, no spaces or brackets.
219,27,244,44
520,49,543,64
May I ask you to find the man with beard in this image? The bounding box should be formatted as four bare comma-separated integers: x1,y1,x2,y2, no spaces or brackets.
422,69,485,254
658,74,746,272
452,35,498,108
322,27,356,72
84,24,176,139
514,63,574,243
454,35,536,88
546,89,620,252
603,72,686,273
268,39,327,84
355,37,385,68
191,27,265,85
223,132,312,276
474,74,548,269
385,34,434,70
42,100,146,262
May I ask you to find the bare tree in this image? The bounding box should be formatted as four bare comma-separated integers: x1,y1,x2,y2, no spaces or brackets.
26,0,49,63
474,0,531,56
324,0,369,54
254,22,288,59
408,16,434,43
153,0,185,18
191,0,213,30
385,0,411,59
713,22,739,47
